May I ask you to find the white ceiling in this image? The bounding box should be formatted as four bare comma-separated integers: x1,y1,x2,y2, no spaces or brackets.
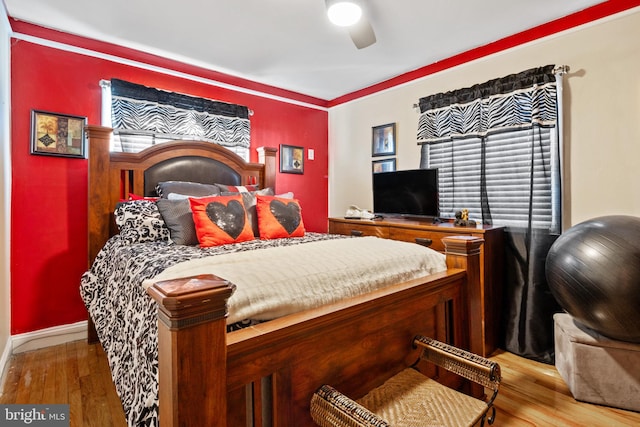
6,0,605,100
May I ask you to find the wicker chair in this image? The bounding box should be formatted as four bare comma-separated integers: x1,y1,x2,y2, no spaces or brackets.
310,335,501,427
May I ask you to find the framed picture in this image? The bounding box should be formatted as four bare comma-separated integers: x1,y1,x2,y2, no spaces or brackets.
372,122,396,157
372,158,396,173
31,110,87,158
280,144,304,174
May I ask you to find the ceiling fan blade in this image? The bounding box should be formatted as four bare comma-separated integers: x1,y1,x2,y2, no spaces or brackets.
348,16,376,49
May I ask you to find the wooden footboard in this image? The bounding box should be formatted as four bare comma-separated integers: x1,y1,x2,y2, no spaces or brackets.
147,237,482,426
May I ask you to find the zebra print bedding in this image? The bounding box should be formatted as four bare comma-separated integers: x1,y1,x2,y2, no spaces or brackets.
80,232,346,427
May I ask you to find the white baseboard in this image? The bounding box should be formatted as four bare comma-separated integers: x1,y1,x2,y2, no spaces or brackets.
0,335,11,396
0,322,87,395
11,320,88,354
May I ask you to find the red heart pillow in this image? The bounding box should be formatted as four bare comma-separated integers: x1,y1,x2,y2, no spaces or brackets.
189,194,254,247
256,195,305,239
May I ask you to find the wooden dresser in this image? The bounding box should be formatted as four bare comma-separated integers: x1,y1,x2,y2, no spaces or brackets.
328,217,504,357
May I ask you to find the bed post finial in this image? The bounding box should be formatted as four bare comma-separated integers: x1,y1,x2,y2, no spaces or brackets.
257,146,277,190
147,274,235,427
86,125,115,266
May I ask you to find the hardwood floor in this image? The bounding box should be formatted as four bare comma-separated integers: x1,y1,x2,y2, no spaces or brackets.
1,341,638,426
489,349,639,426
0,341,126,427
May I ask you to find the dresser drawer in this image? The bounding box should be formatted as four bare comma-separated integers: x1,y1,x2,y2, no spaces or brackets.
389,228,448,251
329,221,390,238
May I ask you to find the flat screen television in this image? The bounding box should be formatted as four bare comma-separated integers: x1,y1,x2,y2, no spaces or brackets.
373,168,439,219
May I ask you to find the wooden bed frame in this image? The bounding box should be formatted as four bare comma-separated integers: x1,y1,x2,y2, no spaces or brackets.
85,125,484,426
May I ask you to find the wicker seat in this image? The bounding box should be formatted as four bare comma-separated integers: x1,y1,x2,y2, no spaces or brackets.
310,336,501,427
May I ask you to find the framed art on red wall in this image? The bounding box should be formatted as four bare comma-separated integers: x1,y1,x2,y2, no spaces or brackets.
30,110,87,158
280,144,304,174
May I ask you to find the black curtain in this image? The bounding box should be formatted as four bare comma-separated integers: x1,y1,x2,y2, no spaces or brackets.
502,229,562,363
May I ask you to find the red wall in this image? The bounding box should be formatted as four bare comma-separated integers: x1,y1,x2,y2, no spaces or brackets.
10,30,328,334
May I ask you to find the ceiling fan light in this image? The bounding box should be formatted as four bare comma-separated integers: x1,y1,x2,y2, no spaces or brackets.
327,1,362,27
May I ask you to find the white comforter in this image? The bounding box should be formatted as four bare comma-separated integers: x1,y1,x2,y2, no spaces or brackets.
144,236,447,324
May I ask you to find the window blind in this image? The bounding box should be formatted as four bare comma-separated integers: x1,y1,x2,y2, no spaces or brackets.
422,127,559,230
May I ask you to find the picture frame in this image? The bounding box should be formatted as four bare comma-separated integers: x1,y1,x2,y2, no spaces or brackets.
280,144,304,174
372,122,396,157
372,158,396,173
31,110,87,158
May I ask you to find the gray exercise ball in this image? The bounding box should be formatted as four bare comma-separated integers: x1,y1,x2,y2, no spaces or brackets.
546,215,640,343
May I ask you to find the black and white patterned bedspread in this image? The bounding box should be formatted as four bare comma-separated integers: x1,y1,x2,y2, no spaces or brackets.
80,232,346,427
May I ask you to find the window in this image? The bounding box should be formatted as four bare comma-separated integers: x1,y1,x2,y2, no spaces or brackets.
100,79,251,161
417,65,563,233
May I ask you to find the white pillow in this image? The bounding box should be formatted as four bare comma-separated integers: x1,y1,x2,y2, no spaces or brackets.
167,192,216,200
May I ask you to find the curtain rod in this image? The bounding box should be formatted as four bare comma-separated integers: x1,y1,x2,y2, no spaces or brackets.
412,65,570,112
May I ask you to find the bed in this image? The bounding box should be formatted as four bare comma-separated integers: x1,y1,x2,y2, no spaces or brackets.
82,125,484,427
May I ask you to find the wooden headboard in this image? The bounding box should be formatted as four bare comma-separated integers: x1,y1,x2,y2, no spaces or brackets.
85,125,277,265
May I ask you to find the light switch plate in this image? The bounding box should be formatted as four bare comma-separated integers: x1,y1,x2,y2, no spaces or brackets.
308,148,314,160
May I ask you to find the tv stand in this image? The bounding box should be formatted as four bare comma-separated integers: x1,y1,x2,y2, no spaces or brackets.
328,217,504,357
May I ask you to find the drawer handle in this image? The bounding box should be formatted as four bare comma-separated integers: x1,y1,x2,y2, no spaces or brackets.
414,237,433,247
350,230,363,237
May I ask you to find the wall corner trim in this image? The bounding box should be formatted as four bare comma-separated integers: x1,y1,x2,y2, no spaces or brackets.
0,335,11,396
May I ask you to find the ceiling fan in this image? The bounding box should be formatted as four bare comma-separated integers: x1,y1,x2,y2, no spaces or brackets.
326,0,377,49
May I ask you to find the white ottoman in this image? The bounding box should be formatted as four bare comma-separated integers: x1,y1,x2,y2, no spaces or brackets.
554,312,640,412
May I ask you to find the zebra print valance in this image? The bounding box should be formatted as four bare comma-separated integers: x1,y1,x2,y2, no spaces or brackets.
110,79,250,148
416,65,557,144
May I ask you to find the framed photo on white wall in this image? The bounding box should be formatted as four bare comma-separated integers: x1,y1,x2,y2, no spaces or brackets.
372,158,396,173
372,123,396,157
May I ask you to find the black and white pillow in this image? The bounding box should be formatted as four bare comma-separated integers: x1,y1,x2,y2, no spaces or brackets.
114,200,170,245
